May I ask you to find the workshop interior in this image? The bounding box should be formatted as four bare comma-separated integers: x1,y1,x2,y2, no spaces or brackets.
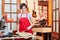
0,0,60,40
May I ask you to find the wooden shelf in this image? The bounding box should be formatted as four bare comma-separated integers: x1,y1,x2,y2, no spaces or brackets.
32,27,52,33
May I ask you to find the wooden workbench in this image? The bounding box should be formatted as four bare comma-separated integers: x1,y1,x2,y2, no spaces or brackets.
0,35,33,40
32,27,52,40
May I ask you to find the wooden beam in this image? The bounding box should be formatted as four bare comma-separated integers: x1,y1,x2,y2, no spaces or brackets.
48,0,52,26
2,0,5,15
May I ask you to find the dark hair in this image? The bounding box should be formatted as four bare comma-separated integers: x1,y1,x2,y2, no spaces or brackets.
20,3,27,9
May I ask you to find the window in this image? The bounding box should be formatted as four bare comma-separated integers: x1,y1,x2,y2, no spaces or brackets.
52,0,59,33
2,0,21,31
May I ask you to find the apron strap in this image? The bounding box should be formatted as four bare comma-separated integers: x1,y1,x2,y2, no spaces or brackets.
26,13,28,18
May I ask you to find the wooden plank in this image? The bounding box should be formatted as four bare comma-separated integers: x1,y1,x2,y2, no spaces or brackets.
32,28,52,33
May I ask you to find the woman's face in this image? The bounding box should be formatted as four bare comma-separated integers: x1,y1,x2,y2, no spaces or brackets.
22,6,27,12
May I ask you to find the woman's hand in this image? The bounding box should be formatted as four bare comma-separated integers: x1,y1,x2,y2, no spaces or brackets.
27,24,35,30
16,31,20,34
27,26,32,30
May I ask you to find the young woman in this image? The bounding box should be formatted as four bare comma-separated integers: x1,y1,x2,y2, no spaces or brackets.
17,3,33,40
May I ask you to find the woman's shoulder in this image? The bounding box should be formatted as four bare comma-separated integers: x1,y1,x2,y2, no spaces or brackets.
18,13,21,18
28,13,32,18
18,13,21,15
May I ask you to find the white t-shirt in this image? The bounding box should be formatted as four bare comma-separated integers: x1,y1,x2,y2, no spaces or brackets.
18,13,32,19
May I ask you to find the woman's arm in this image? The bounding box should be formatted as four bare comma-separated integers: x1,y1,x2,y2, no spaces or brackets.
27,17,34,30
17,14,21,33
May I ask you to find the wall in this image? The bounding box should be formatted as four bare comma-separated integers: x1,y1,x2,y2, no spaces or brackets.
21,0,38,14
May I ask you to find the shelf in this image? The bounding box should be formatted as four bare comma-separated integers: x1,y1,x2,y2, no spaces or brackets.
32,27,52,33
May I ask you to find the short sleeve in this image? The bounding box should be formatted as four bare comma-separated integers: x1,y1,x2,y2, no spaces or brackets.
18,14,21,18
28,13,32,18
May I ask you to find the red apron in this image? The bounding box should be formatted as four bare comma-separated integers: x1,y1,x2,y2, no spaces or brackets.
17,14,32,40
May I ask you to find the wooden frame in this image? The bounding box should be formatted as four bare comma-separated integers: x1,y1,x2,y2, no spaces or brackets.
52,0,59,33
52,0,60,40
2,0,21,31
